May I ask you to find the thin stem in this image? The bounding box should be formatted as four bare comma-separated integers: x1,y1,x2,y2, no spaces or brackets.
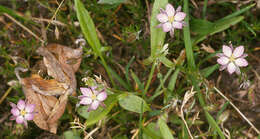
0,87,12,105
100,57,116,88
214,87,260,134
202,0,208,19
144,62,156,95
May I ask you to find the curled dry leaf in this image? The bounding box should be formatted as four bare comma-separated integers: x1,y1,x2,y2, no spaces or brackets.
15,44,82,133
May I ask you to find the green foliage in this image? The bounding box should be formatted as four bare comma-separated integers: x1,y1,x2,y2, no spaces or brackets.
118,94,150,113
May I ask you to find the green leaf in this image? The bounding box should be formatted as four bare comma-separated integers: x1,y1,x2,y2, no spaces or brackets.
75,0,116,87
75,0,102,54
158,113,174,139
98,0,126,5
150,0,168,57
201,64,219,78
77,94,118,126
143,122,163,139
192,16,244,45
63,130,81,139
119,94,150,113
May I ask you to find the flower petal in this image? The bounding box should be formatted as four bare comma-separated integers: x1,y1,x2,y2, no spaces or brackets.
16,116,24,124
235,58,248,67
172,21,183,29
170,29,174,37
235,67,241,75
25,104,35,113
24,113,34,121
156,13,168,23
176,6,182,12
97,91,107,101
217,57,229,65
233,45,244,58
90,100,100,110
222,45,232,57
227,62,236,74
11,108,20,116
79,97,93,105
10,102,17,108
17,100,25,110
80,88,92,97
216,53,225,57
165,4,175,17
174,12,186,21
10,115,16,120
219,65,227,71
162,22,172,32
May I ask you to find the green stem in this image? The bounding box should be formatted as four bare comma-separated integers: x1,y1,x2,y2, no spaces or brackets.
202,0,208,19
100,56,116,88
144,62,156,95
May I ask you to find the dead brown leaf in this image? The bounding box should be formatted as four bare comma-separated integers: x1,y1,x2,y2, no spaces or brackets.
15,44,82,133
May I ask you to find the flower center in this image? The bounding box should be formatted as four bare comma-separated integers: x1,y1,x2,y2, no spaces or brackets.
168,16,175,23
91,94,97,100
20,109,27,116
229,54,235,62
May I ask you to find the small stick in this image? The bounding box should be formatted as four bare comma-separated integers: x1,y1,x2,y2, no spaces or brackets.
214,87,260,134
0,87,12,105
45,0,65,30
3,13,45,44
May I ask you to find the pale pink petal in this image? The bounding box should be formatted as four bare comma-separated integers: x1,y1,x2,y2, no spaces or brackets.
170,29,174,37
235,67,241,75
10,115,16,120
156,13,168,23
17,100,25,110
174,12,186,21
24,113,34,121
241,54,248,58
176,6,182,12
222,45,232,57
79,97,92,105
227,63,236,74
219,64,227,71
23,121,28,128
216,53,225,57
16,116,24,124
235,58,248,67
172,21,183,29
25,104,35,113
233,46,244,58
90,100,100,110
11,108,20,116
97,91,107,101
10,102,17,108
162,22,172,32
165,4,175,17
80,88,92,97
217,57,229,65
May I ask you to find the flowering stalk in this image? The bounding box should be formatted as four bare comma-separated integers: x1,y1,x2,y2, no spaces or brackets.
10,100,35,127
156,4,186,37
79,86,107,111
217,44,248,75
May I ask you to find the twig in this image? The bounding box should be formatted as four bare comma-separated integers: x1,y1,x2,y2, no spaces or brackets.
32,17,67,26
180,87,196,139
0,87,13,105
214,87,260,134
45,0,65,30
3,13,45,44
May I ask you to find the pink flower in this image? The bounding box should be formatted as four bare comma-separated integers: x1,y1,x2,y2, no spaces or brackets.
79,86,107,111
156,4,186,37
10,100,35,127
217,44,248,75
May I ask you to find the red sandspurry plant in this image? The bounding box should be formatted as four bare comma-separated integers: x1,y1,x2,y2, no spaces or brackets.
79,86,107,111
217,44,248,75
156,4,186,37
10,100,35,127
